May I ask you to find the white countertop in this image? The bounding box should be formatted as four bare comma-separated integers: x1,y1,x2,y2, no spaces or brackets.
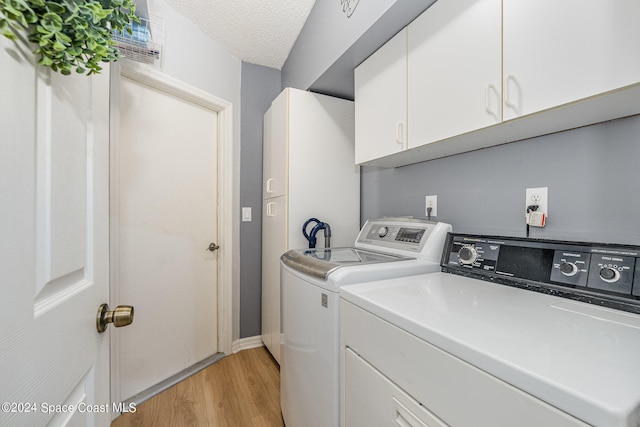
340,272,640,427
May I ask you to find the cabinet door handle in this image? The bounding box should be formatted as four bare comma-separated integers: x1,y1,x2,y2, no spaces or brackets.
266,202,276,217
266,178,274,193
485,84,500,120
504,74,518,110
395,122,404,145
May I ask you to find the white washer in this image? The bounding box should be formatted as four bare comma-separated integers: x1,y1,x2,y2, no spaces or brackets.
280,218,452,427
340,233,640,427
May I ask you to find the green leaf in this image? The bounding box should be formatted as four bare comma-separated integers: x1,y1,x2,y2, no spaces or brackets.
44,2,65,14
3,6,29,27
0,18,16,38
40,12,63,32
39,55,53,65
1,27,18,40
56,31,71,43
3,5,22,17
14,0,38,23
52,40,65,51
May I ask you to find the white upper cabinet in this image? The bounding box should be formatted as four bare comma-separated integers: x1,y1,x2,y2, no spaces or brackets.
408,0,502,148
355,0,640,167
355,28,407,164
503,0,640,120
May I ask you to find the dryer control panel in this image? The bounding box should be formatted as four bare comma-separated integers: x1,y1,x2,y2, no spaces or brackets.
355,218,452,261
442,233,640,314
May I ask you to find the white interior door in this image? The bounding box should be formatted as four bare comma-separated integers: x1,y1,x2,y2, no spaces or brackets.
113,70,219,401
0,37,110,426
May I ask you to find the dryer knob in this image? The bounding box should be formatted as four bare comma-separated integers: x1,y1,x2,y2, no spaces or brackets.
559,262,578,277
377,226,389,238
458,245,478,265
599,267,620,283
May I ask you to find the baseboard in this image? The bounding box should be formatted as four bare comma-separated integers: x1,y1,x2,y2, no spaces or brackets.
122,352,225,409
232,335,264,353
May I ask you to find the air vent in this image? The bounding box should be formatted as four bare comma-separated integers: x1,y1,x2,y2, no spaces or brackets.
113,15,164,66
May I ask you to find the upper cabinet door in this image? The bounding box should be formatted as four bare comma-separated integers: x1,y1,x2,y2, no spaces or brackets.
263,90,288,199
355,28,407,165
503,0,640,120
407,0,502,148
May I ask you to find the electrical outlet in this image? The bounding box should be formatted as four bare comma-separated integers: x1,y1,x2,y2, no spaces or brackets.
525,187,548,217
425,195,437,218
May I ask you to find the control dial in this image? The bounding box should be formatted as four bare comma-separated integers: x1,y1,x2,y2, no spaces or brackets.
559,262,578,277
458,245,478,265
377,226,389,238
599,267,621,283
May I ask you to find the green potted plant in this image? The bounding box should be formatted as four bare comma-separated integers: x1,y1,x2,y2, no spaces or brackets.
0,0,138,75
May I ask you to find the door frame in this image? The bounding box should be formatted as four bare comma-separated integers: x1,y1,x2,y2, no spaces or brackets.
108,60,233,406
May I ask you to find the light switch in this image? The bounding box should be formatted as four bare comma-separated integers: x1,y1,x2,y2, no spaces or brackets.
242,207,252,222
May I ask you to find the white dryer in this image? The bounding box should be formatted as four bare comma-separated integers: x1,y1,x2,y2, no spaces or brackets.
340,233,640,427
280,217,452,427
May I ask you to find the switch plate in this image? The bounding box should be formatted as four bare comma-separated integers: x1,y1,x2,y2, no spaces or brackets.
525,187,548,217
425,195,437,217
242,207,252,222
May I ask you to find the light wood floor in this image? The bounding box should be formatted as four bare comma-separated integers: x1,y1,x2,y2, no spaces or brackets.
111,346,284,427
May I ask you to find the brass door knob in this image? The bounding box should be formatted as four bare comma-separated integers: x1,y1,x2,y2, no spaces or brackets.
97,303,134,333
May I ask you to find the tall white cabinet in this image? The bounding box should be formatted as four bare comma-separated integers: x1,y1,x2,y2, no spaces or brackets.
261,88,360,363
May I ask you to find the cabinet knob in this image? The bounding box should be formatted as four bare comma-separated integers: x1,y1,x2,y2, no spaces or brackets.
266,178,275,193
485,84,500,120
504,74,519,112
395,122,404,145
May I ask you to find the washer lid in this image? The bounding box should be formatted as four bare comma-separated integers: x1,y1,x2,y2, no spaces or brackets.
281,247,412,280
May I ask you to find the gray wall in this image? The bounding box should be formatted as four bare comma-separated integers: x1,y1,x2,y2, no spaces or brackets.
239,62,282,338
282,0,397,91
282,0,434,99
362,114,640,245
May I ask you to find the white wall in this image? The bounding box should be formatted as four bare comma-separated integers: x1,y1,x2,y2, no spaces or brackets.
150,0,241,103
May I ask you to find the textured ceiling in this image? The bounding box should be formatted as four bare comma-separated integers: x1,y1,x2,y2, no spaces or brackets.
163,0,317,70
